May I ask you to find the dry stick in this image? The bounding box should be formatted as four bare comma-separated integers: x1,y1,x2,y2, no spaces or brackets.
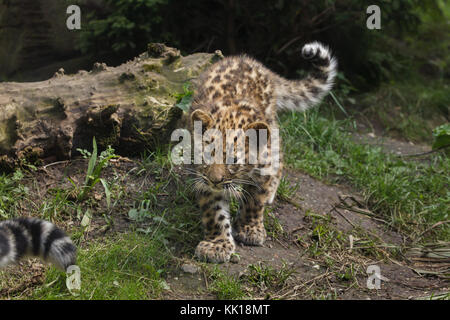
336,204,390,225
276,35,303,55
411,258,450,265
203,271,209,290
338,194,365,208
337,194,390,225
397,144,450,158
332,205,396,260
41,158,85,169
277,271,333,299
274,237,289,250
414,220,450,242
290,226,305,234
386,255,449,280
330,206,356,228
350,244,399,250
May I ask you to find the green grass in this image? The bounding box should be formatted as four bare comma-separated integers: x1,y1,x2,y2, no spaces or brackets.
208,261,295,300
133,149,203,252
0,146,203,300
0,169,29,219
276,176,300,202
264,207,285,240
280,106,449,241
307,217,345,258
1,81,448,299
245,261,295,291
355,79,449,142
29,233,170,299
38,187,76,221
74,137,118,202
209,267,247,300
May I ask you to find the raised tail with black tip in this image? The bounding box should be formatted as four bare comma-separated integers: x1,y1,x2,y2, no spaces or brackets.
274,41,338,112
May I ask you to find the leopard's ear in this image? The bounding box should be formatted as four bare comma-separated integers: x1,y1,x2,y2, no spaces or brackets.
245,121,271,138
245,121,271,148
191,109,213,129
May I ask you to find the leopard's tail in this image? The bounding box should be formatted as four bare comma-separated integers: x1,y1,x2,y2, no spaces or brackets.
274,41,337,112
0,217,77,271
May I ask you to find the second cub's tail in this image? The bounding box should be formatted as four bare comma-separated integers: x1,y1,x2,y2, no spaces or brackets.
274,42,337,112
0,217,77,271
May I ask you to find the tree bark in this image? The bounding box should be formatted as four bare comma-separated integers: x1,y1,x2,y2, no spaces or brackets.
0,44,223,170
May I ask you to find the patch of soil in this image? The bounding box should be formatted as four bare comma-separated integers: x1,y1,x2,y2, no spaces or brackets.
0,259,46,299
1,154,447,300
281,168,403,244
167,168,447,300
353,132,431,157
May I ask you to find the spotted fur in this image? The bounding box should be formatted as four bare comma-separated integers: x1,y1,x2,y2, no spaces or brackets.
188,42,337,263
0,218,77,271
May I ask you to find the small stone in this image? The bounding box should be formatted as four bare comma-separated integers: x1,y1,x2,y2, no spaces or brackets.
94,192,102,201
181,263,199,274
160,280,170,290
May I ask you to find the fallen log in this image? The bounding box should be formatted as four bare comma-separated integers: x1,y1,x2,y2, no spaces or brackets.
0,44,223,170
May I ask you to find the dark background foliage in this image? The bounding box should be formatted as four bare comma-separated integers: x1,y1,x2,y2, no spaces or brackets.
77,0,448,89
0,0,448,141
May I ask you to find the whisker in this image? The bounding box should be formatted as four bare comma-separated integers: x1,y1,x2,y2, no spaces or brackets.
231,184,242,203
182,168,203,177
187,176,203,186
240,187,253,203
233,178,261,190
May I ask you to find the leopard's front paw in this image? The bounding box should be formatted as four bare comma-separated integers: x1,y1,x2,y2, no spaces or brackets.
195,239,236,263
232,223,266,246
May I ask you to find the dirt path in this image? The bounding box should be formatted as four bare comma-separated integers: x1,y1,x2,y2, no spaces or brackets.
0,133,448,300
353,132,431,157
165,135,448,300
166,168,448,300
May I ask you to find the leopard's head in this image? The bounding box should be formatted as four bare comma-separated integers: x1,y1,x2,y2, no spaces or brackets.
187,103,274,198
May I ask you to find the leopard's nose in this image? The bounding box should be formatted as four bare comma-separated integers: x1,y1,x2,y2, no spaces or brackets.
210,176,224,186
207,164,225,186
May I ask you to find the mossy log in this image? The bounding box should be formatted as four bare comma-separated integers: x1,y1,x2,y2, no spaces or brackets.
0,44,224,170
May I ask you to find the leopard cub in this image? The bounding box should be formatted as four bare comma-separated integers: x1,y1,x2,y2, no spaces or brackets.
187,42,337,263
